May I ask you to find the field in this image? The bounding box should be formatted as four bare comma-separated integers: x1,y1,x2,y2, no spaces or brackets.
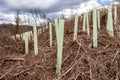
0,4,120,80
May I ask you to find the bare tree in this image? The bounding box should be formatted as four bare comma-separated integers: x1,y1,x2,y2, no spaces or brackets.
61,12,65,19
22,12,28,25
14,10,21,34
43,14,46,19
29,8,40,26
29,8,48,26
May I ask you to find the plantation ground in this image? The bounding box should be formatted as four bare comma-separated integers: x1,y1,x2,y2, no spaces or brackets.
0,5,120,80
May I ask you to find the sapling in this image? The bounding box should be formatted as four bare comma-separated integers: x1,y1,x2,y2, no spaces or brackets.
114,6,117,25
93,9,98,48
23,32,29,54
33,25,38,55
28,31,31,40
83,13,86,31
80,15,83,21
46,25,48,29
40,28,42,34
43,26,45,32
38,29,39,36
73,15,78,40
83,13,90,35
86,13,90,36
20,34,23,39
54,19,59,45
10,36,15,40
54,19,65,75
49,23,52,47
97,10,100,30
38,28,42,36
16,34,20,39
107,5,114,37
30,31,33,40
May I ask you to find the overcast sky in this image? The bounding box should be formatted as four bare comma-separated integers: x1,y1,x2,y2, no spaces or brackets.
0,0,118,24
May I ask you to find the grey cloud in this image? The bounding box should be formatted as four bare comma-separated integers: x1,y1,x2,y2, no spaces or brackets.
0,0,89,13
43,0,89,13
0,0,89,23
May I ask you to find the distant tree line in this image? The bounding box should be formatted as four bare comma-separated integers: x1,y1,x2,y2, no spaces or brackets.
14,8,47,34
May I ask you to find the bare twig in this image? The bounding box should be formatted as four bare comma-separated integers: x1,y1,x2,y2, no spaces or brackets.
41,33,56,47
0,67,13,79
4,57,25,61
0,65,23,79
111,50,120,64
54,51,86,80
62,40,82,67
115,60,119,80
75,71,91,80
88,56,93,80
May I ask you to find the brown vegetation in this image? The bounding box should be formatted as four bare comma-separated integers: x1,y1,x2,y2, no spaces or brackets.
0,4,120,80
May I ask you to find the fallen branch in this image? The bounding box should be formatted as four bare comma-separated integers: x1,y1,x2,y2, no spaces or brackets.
0,67,13,79
41,34,56,47
111,50,120,64
4,57,25,61
0,65,22,79
62,41,79,65
88,56,93,80
74,71,91,80
54,51,86,80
